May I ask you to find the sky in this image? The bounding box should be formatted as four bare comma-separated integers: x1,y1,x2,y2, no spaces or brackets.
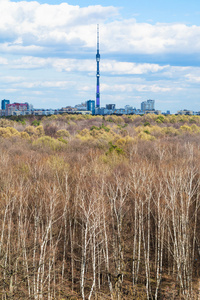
0,0,200,112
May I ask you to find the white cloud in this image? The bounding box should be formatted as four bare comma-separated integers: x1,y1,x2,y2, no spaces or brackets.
0,57,8,64
0,88,19,93
12,56,50,69
0,75,24,82
0,0,118,54
9,56,169,75
0,1,200,57
185,73,200,83
100,20,200,55
0,43,44,55
4,55,169,75
102,61,168,74
32,91,43,95
101,83,175,93
13,80,72,89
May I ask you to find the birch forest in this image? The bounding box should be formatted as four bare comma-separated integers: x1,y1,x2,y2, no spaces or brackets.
0,113,200,299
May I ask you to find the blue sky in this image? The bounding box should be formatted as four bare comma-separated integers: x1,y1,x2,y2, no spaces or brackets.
1,0,200,112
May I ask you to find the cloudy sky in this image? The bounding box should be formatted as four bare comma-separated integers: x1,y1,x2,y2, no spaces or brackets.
0,0,200,112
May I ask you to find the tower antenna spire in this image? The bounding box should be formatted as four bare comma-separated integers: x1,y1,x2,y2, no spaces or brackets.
97,24,99,52
96,24,100,108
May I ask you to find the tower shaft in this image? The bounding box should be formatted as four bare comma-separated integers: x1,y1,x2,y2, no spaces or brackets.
96,24,100,108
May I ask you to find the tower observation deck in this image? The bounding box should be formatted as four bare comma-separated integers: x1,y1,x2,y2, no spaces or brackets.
96,24,100,108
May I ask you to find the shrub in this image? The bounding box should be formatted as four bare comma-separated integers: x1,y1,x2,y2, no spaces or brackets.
32,119,40,127
0,128,12,138
178,115,189,123
116,136,135,147
0,119,14,128
101,123,110,132
33,136,65,151
47,155,69,172
138,131,155,141
36,125,45,137
56,129,70,138
0,127,20,138
20,132,30,139
24,126,37,136
190,124,200,133
106,141,124,155
44,124,59,137
148,125,164,138
179,125,193,133
58,137,68,144
156,115,165,123
169,116,177,123
7,127,20,136
90,123,110,132
20,119,26,125
90,125,100,131
161,127,179,136
77,128,91,137
144,130,150,135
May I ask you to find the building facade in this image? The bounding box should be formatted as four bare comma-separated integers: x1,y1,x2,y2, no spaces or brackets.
141,99,155,112
87,100,95,114
106,104,116,110
1,99,10,110
6,103,28,116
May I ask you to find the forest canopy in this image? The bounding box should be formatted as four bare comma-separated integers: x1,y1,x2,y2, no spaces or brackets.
0,114,200,299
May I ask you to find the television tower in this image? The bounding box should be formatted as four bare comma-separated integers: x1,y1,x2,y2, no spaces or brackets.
96,24,100,108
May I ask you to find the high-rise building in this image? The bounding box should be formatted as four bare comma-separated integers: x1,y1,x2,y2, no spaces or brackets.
106,104,115,110
87,100,95,114
1,99,10,110
147,99,155,110
6,102,28,116
141,99,155,112
96,24,100,108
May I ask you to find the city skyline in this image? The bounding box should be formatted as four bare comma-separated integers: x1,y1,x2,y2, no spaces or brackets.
0,0,200,113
